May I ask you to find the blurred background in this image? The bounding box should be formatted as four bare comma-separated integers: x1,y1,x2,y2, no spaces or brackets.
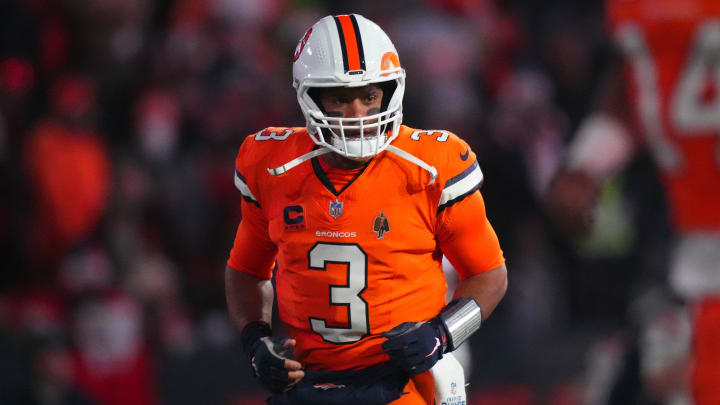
0,0,684,404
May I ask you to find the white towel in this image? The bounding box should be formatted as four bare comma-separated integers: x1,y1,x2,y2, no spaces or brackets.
430,352,467,405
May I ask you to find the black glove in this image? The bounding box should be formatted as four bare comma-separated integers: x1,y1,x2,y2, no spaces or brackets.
381,320,447,374
241,321,298,393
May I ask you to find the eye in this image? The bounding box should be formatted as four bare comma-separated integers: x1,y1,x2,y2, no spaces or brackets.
364,92,379,103
325,96,344,106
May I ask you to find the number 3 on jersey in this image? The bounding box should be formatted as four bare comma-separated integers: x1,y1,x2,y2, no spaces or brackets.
308,243,370,344
255,128,294,141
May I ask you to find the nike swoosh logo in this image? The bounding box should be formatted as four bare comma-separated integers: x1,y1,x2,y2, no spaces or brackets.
425,337,441,358
460,149,469,161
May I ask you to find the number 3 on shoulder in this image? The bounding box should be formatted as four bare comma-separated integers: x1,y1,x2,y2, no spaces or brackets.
256,128,294,141
410,130,450,142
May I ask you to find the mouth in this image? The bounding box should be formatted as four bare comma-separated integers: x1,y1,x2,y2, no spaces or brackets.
325,125,385,141
342,128,384,139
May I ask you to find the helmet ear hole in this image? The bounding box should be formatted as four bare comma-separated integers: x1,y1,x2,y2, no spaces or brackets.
307,87,326,114
379,80,397,112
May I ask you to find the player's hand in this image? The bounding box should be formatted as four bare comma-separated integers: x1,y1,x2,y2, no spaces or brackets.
381,321,446,374
248,337,304,393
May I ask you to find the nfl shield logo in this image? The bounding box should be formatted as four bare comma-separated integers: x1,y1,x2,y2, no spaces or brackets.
329,200,343,218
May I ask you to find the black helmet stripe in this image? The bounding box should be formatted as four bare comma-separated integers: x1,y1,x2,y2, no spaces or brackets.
333,15,366,73
349,15,366,71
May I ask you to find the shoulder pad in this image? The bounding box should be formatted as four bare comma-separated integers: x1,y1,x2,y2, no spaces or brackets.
393,126,484,212
234,126,308,207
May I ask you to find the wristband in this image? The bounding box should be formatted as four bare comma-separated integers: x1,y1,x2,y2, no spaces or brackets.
240,321,272,356
438,297,482,352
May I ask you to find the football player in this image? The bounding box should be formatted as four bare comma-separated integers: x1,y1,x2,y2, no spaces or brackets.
225,14,508,405
547,0,720,403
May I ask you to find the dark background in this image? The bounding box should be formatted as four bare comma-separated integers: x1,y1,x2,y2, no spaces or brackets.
0,0,675,404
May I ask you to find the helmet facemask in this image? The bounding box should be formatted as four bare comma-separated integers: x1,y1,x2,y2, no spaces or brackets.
300,76,405,160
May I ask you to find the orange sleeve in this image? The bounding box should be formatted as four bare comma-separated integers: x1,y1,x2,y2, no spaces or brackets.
226,200,278,279
226,135,277,279
436,190,505,280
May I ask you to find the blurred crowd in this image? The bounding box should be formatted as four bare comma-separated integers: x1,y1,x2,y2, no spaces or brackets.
0,0,679,404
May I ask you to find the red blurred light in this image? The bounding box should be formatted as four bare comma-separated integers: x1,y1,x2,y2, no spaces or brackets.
0,58,35,93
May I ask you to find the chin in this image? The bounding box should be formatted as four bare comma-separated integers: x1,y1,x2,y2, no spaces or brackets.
346,155,374,163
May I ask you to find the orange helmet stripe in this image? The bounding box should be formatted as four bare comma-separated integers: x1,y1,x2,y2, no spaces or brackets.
334,15,366,73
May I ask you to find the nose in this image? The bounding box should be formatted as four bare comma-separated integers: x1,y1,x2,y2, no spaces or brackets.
345,98,368,118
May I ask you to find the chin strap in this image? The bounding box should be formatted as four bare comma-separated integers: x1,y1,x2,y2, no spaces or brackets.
385,145,438,185
267,148,333,176
267,144,438,187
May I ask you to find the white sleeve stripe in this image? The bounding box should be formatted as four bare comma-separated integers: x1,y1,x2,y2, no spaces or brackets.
445,160,479,188
439,164,484,208
234,170,259,203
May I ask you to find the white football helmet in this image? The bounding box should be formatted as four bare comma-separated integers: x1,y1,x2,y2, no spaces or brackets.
292,14,406,159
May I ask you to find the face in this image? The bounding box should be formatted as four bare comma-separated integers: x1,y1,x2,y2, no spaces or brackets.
318,84,384,137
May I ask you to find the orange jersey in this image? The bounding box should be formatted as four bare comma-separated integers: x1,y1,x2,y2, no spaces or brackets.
227,125,504,371
607,0,720,231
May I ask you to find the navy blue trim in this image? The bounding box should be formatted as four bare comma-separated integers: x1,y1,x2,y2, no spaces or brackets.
241,195,260,208
311,156,369,197
444,160,478,189
312,157,338,195
236,169,260,208
235,169,247,184
437,182,483,214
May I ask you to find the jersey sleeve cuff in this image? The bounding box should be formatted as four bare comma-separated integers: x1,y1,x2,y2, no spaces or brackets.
455,254,505,281
438,160,484,214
